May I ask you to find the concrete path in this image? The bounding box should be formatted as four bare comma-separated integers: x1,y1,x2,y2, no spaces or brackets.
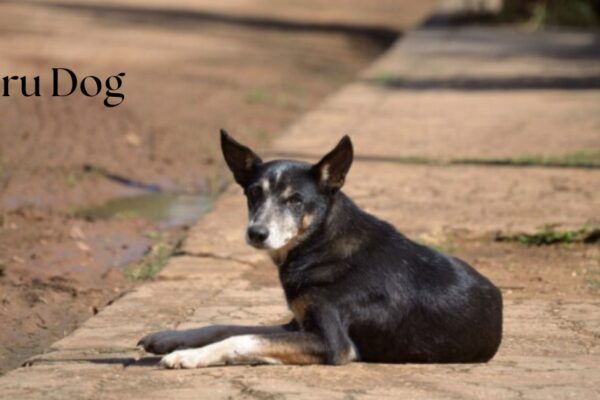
2,2,600,399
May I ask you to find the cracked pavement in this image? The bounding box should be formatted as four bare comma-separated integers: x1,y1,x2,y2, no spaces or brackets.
1,0,600,398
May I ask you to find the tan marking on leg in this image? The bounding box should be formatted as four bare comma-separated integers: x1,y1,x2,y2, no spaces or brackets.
289,295,312,325
259,333,357,365
161,334,327,368
258,340,322,365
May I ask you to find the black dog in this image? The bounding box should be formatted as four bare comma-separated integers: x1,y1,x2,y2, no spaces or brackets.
139,130,503,368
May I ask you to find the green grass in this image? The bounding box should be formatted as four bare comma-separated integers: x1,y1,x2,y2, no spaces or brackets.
65,171,84,188
497,225,600,246
370,72,397,86
143,230,163,240
245,89,272,104
124,242,175,281
586,276,600,290
500,0,600,27
65,166,103,189
455,151,600,169
584,258,600,290
355,150,600,169
256,130,274,142
245,88,292,108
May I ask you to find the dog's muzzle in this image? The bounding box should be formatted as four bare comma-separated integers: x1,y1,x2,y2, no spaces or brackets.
247,225,269,247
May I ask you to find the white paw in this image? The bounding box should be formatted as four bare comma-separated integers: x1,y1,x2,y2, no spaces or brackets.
160,349,211,369
159,335,262,369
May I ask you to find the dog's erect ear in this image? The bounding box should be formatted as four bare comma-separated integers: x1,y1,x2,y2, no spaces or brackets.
220,129,262,187
311,135,353,191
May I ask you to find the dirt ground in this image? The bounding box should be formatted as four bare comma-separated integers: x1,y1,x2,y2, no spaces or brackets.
0,0,435,374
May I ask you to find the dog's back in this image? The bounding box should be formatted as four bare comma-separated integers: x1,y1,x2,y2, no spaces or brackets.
279,192,503,363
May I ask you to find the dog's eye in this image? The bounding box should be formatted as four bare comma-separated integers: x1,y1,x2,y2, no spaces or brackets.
285,194,303,205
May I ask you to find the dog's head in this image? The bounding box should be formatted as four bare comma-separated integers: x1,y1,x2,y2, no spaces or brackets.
220,129,353,253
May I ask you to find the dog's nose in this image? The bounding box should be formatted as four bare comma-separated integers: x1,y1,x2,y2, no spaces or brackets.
247,225,269,244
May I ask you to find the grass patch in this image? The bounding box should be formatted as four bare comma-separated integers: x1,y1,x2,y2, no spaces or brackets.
65,171,86,188
124,241,177,281
65,166,104,189
245,88,292,108
371,72,397,86
256,130,274,143
455,151,600,169
584,260,600,291
277,149,600,170
496,225,600,245
500,0,600,27
143,230,163,239
358,154,436,165
586,276,600,290
245,88,272,104
358,150,600,169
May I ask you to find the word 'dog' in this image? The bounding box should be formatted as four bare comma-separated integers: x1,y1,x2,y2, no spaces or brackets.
1,68,126,108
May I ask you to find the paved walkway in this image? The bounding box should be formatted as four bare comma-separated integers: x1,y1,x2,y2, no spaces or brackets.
2,1,600,399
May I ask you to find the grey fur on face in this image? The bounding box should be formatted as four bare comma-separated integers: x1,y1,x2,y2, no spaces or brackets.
221,130,350,256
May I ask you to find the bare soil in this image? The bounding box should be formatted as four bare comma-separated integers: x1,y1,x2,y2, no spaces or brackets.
0,0,435,374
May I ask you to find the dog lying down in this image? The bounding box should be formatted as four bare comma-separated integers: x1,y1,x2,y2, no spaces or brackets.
139,130,503,369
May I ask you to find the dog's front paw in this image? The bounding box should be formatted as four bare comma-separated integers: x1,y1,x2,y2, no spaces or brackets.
138,330,184,355
138,326,224,354
160,349,210,369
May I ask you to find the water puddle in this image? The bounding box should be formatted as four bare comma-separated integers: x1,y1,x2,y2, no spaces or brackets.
76,192,214,228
